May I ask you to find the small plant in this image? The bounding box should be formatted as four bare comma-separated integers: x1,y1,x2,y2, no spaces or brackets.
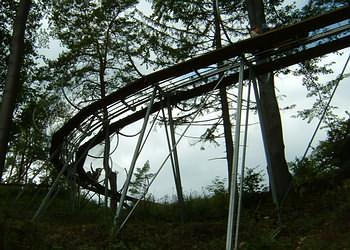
129,160,154,198
206,176,227,196
240,167,265,194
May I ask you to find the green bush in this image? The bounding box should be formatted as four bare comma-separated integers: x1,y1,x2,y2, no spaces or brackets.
289,119,350,195
240,167,266,194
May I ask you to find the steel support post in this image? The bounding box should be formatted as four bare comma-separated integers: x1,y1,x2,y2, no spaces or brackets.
103,119,111,209
161,108,177,183
226,57,245,250
32,141,73,221
114,74,228,236
251,76,278,207
166,102,186,223
234,78,252,250
110,171,118,210
113,87,158,225
32,146,71,221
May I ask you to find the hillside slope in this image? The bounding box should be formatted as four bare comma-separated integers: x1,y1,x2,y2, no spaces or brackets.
1,178,350,249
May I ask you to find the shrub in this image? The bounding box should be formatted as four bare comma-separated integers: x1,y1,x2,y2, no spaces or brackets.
289,118,350,194
240,167,265,194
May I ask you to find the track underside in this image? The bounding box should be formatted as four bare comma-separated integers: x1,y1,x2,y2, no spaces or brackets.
50,6,350,202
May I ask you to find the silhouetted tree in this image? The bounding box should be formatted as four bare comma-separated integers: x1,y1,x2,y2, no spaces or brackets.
0,0,32,183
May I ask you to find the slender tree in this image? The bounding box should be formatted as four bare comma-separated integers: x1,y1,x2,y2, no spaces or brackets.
142,0,250,184
47,0,142,205
0,0,32,183
213,0,234,184
247,0,292,206
0,0,65,184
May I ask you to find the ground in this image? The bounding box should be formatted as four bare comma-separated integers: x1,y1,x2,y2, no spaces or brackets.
1,178,350,249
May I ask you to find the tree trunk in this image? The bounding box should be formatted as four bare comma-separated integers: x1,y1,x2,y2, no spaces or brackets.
213,0,234,185
109,171,118,210
101,94,112,208
17,150,26,183
100,61,113,208
0,0,31,183
103,115,111,207
219,86,234,183
246,0,292,205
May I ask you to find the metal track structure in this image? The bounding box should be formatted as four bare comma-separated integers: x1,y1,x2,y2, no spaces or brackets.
49,5,349,245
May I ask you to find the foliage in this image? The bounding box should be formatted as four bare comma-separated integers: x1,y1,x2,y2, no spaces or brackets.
289,0,350,125
5,89,67,182
290,118,350,190
205,169,265,197
0,0,43,95
0,2,350,249
312,118,350,169
241,167,266,194
206,176,227,196
45,0,149,199
300,0,349,17
129,160,154,198
47,0,142,106
142,0,249,66
141,0,349,136
292,58,348,126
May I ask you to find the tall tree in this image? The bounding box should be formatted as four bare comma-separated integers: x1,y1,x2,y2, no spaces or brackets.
0,0,66,184
247,0,292,206
145,0,348,206
47,0,142,205
48,0,141,106
143,0,298,194
0,0,31,183
142,0,249,184
213,0,234,184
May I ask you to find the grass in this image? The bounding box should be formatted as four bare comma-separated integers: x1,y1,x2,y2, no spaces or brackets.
1,178,350,249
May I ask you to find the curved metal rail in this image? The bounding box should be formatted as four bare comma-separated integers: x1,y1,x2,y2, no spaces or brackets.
50,6,350,201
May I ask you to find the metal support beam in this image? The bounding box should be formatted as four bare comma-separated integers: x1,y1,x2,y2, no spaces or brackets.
114,73,228,236
166,101,186,223
103,119,111,208
33,130,101,221
226,57,245,250
234,77,252,250
110,171,118,210
32,145,71,221
113,87,158,226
